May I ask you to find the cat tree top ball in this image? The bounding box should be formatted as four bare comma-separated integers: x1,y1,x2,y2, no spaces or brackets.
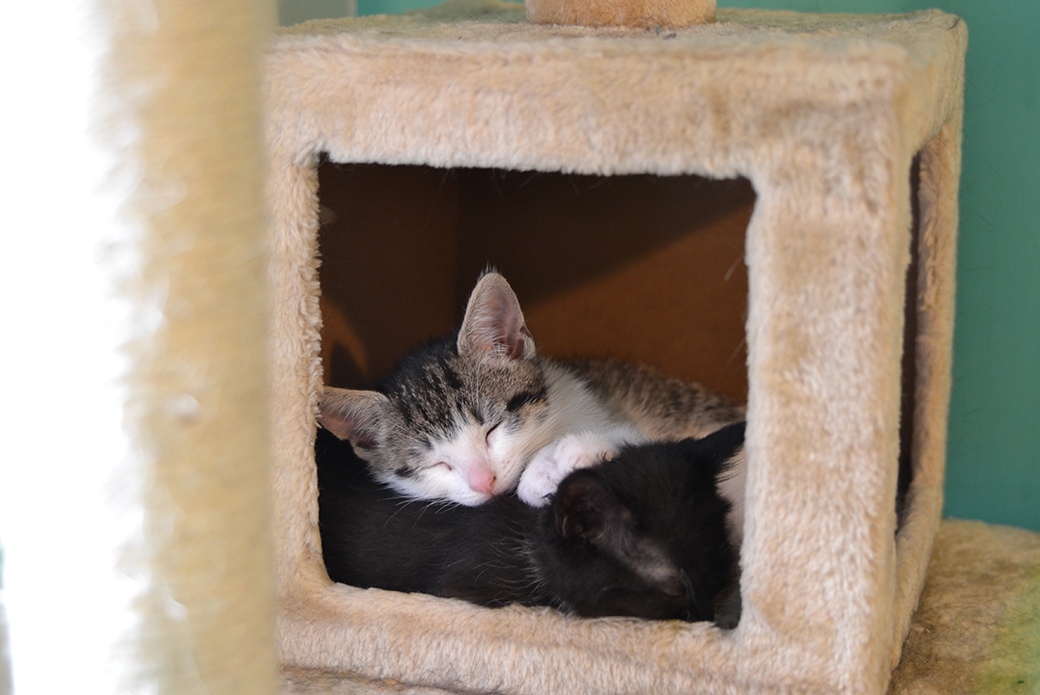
525,0,714,29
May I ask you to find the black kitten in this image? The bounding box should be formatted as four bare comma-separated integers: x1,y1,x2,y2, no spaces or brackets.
316,422,744,624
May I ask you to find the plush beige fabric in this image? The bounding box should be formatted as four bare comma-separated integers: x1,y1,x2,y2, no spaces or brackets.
104,2,281,693
264,4,966,694
278,519,1040,694
889,520,1040,695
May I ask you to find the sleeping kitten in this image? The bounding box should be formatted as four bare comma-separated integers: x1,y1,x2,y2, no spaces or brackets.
316,422,745,625
318,271,743,507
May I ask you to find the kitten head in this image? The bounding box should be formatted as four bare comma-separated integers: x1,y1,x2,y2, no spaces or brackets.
318,272,557,506
533,423,744,622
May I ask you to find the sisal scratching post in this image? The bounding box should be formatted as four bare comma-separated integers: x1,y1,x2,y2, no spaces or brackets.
264,5,965,694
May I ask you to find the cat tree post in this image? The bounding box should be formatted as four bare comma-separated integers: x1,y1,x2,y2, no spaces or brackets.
265,6,966,694
3,1,278,694
741,145,915,688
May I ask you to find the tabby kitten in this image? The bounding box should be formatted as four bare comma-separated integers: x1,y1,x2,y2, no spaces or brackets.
317,422,745,624
318,272,743,507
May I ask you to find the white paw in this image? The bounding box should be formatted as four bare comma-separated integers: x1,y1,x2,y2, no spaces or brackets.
517,433,619,506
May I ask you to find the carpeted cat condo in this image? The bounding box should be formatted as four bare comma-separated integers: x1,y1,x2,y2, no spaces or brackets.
264,4,965,694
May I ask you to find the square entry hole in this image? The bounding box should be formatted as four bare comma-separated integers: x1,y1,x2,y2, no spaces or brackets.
314,160,755,625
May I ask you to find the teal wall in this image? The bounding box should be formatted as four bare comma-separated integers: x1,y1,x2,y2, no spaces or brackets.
304,0,1040,531
355,0,441,15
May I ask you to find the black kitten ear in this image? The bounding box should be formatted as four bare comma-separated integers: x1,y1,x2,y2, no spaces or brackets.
457,272,536,361
317,387,388,449
677,422,746,471
554,470,634,549
700,422,746,455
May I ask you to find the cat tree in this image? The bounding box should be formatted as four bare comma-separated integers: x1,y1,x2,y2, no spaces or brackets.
264,3,967,694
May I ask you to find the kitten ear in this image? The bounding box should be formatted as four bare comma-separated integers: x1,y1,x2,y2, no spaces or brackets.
317,386,389,449
678,422,747,473
457,272,536,361
554,470,634,550
700,421,746,456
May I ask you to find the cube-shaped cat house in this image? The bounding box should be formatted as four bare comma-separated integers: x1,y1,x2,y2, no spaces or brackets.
265,5,965,694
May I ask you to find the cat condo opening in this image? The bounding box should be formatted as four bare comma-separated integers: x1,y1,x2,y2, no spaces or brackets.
312,162,758,626
266,6,964,695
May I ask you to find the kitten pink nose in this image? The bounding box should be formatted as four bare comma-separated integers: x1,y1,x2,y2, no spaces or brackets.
467,464,497,495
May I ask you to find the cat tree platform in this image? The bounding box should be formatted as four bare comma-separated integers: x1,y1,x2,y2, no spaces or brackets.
279,518,1040,694
265,4,967,694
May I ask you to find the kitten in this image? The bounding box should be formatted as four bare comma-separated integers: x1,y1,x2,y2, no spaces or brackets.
318,271,743,507
316,422,745,625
